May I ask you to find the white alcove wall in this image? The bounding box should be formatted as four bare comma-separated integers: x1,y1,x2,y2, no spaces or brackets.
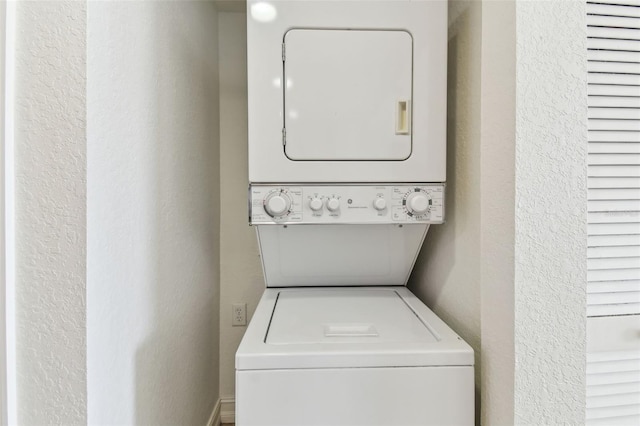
87,2,221,424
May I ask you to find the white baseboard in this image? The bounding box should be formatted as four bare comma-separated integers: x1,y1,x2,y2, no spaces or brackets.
220,397,235,424
207,398,222,426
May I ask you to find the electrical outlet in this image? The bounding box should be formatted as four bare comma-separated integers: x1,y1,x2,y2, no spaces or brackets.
232,303,247,326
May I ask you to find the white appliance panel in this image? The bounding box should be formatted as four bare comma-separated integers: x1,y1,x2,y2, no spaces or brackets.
267,288,438,345
284,29,412,161
250,184,445,224
247,0,447,182
236,366,474,426
256,224,427,287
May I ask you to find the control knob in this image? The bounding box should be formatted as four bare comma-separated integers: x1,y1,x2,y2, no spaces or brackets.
405,191,431,215
373,198,387,211
264,192,292,217
326,198,340,212
309,197,323,212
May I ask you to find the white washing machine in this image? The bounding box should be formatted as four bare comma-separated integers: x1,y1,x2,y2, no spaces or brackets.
238,1,473,425
237,184,474,425
236,287,474,426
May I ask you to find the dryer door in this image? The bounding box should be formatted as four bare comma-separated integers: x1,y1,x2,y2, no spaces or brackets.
283,29,413,161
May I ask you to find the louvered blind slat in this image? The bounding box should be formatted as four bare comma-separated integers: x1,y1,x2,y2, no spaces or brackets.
590,235,640,246
590,144,640,154
589,303,640,316
589,178,640,189
589,84,640,96
589,97,640,108
588,291,640,305
588,200,640,211
590,1,640,8
590,109,640,120
590,246,640,257
589,50,640,63
588,392,640,409
589,257,640,270
589,120,640,131
588,382,640,397
589,165,640,176
587,404,640,421
587,370,640,387
587,415,640,426
589,3,640,18
589,223,640,235
588,38,640,53
589,63,640,76
589,268,640,281
589,26,640,40
589,188,640,199
589,213,640,226
589,280,640,293
589,154,640,165
589,132,640,143
588,13,640,30
589,73,640,86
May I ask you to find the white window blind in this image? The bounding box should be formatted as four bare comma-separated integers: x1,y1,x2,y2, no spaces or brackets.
588,1,640,318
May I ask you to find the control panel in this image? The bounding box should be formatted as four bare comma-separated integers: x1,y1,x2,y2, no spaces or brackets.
249,184,445,224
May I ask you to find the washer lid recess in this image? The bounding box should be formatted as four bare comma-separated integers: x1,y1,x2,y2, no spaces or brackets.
267,289,437,345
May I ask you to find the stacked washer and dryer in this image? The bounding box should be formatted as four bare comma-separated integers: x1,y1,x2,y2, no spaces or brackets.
236,1,474,425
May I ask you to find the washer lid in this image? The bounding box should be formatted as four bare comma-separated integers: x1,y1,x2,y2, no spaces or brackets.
267,289,437,345
237,287,474,370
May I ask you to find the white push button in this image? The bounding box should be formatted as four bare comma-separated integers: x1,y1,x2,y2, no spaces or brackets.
373,198,387,211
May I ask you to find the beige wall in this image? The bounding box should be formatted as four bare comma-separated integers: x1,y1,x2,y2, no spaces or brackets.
218,11,264,401
479,0,516,424
408,0,483,412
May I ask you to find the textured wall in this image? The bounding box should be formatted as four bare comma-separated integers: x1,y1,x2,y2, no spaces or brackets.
218,11,265,401
409,0,482,414
514,0,587,423
14,2,87,424
87,2,220,424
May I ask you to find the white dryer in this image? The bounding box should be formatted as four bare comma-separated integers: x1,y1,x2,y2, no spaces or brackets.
247,0,447,183
238,1,473,425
